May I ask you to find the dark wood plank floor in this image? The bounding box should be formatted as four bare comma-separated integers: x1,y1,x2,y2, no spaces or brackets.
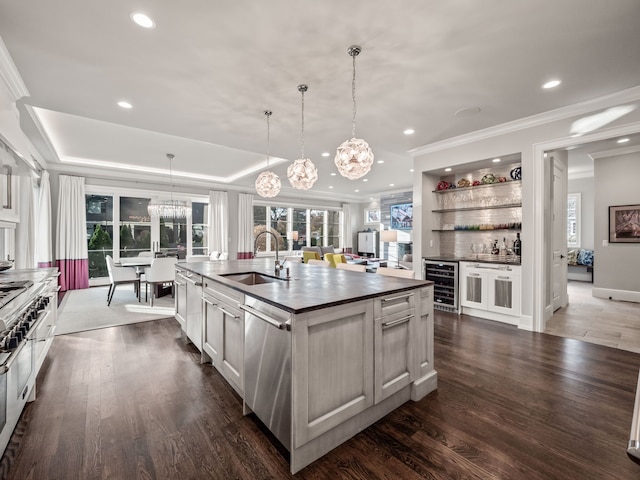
2,312,640,479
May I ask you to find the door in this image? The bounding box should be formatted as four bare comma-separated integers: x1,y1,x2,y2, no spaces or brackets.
551,154,568,311
460,264,487,309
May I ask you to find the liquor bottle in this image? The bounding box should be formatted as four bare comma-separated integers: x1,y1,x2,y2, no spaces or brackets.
491,239,499,255
499,237,507,257
513,233,521,256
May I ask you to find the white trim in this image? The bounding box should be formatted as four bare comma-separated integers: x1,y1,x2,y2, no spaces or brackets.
85,184,209,203
568,169,594,180
593,288,640,304
0,36,29,99
590,144,640,159
410,86,640,157
567,193,581,249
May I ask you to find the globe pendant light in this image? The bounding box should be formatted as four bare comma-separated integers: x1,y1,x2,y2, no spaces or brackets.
255,110,281,198
335,45,374,180
147,153,192,219
287,84,318,190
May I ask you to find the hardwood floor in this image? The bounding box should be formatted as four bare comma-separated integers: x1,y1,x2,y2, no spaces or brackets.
2,313,640,479
546,280,640,353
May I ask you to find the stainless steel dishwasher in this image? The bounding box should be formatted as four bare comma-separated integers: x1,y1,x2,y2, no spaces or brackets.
240,297,292,450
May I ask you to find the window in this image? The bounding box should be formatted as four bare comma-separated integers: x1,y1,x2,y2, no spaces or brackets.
192,202,209,255
567,193,581,248
253,204,342,253
86,194,114,279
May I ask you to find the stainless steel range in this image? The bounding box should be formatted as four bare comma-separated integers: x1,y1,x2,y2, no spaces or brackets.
0,270,58,458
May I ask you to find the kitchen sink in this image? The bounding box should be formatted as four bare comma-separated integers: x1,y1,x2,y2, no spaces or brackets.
221,272,285,285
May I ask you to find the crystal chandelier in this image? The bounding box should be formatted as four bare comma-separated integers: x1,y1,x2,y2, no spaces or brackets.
147,153,192,219
335,45,374,180
287,84,318,190
255,110,281,198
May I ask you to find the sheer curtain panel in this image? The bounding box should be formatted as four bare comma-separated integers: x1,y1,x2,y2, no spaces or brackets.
208,190,228,255
36,171,53,268
56,175,89,290
237,193,254,259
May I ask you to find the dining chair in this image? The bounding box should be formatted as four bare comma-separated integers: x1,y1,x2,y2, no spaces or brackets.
186,254,210,263
336,263,366,273
143,257,178,306
307,259,330,267
302,251,321,263
376,266,416,279
105,255,140,305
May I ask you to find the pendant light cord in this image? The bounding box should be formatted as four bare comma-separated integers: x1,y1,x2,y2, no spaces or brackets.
352,53,357,138
265,111,271,168
301,88,305,159
167,153,175,204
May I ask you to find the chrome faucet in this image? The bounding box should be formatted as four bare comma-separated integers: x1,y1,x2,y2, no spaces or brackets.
254,231,284,277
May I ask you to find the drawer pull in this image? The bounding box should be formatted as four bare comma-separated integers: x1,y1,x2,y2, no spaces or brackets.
217,306,240,319
203,297,217,307
382,314,413,330
382,293,413,303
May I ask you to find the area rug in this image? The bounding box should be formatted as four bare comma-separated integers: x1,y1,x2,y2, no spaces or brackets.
56,285,176,335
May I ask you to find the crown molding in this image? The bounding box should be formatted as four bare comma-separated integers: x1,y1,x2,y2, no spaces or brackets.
568,169,594,180
410,85,640,157
589,144,640,159
0,36,29,99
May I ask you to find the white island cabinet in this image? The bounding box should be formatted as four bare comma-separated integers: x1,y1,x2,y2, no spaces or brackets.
177,259,436,474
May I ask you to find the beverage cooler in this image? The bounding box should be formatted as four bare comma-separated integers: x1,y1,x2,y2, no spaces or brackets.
423,259,459,313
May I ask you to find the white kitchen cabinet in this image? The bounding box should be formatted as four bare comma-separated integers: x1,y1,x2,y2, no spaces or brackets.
460,262,521,323
185,272,203,350
202,278,244,396
414,286,434,386
0,141,20,223
373,291,415,404
174,268,187,329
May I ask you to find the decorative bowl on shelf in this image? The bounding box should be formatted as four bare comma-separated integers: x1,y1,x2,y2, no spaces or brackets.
481,174,496,184
437,180,450,191
498,176,507,183
510,167,522,180
472,180,481,186
457,178,471,188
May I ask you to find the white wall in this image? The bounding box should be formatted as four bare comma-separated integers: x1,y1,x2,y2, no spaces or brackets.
594,150,640,294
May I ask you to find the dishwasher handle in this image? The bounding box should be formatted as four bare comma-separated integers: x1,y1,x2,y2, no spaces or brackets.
240,304,290,331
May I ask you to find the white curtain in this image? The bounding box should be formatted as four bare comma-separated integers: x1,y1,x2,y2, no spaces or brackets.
36,171,53,268
208,190,228,255
342,203,352,253
56,175,89,291
15,175,36,269
237,192,254,259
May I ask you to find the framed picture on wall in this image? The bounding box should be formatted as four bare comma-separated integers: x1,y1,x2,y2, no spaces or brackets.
364,208,380,225
609,204,640,243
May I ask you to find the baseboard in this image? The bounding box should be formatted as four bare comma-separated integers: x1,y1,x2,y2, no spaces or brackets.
593,287,640,304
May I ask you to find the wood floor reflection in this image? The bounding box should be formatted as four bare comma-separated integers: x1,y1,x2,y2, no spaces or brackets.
545,280,640,353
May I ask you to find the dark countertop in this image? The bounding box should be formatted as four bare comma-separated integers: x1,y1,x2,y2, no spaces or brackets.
424,255,521,266
178,259,431,314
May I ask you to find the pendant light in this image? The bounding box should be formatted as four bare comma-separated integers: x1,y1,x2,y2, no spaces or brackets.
147,153,192,219
287,84,318,190
255,110,282,198
335,45,374,180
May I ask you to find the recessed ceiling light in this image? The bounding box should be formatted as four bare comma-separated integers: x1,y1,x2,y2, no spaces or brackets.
130,12,155,28
617,137,630,143
117,101,132,109
329,186,333,189
444,168,452,172
330,172,336,176
542,79,561,89
389,183,394,187
377,160,384,164
410,168,414,172
322,152,330,157
403,128,415,135
355,189,359,192
362,179,368,182
492,158,501,163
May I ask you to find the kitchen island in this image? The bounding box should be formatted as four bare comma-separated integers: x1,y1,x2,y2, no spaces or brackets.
177,259,436,474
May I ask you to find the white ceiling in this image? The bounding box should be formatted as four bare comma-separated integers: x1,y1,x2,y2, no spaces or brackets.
1,0,639,201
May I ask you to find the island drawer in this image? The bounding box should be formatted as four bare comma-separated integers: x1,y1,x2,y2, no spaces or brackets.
374,291,415,322
203,278,243,306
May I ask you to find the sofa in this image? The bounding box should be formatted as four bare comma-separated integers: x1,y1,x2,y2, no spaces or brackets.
567,248,594,282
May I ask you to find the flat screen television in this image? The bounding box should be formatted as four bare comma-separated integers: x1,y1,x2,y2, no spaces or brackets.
390,203,413,230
